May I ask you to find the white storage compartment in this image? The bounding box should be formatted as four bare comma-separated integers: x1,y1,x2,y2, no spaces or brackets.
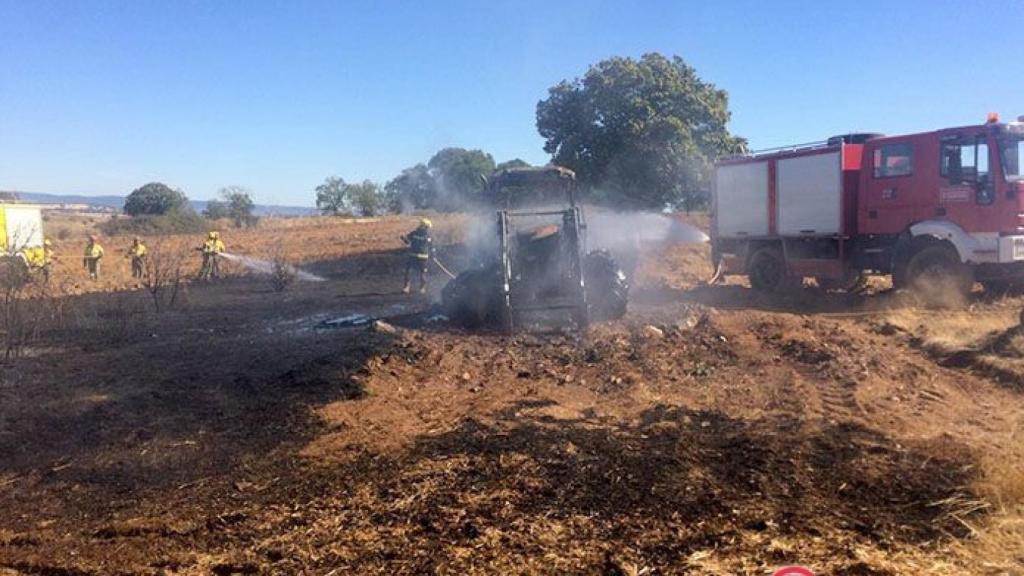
1,206,44,251
714,161,769,237
776,152,841,236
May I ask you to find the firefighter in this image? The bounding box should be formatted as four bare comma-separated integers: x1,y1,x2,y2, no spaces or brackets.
125,236,148,279
39,238,55,283
21,238,55,283
197,231,225,280
83,235,104,280
401,218,433,294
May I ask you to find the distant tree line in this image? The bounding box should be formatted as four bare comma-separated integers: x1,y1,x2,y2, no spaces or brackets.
114,51,742,225
314,149,532,217
106,182,259,235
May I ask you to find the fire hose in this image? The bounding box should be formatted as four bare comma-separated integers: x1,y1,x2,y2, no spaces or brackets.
432,256,457,279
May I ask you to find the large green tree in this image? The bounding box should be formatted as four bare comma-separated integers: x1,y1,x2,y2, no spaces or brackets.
385,164,436,212
496,158,531,171
536,53,746,209
347,180,385,217
124,182,189,216
315,176,349,215
315,177,390,216
219,185,258,227
426,147,495,211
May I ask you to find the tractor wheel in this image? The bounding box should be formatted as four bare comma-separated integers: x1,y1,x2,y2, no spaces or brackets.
441,266,502,328
583,250,629,322
901,244,973,306
748,247,791,293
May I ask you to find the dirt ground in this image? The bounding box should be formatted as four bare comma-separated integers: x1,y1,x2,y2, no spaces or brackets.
1,213,1023,575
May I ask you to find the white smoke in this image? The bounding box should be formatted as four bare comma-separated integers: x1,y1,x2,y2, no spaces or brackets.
460,205,707,273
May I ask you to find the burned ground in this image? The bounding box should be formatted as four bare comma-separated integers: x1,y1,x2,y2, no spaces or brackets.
1,215,1022,575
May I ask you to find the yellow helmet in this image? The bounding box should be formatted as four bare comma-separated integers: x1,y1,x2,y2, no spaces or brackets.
208,231,219,239
420,218,433,229
43,238,52,247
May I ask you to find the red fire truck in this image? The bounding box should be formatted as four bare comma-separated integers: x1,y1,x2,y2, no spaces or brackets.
711,114,1024,297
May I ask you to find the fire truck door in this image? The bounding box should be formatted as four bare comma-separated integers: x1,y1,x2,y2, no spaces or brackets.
862,140,918,234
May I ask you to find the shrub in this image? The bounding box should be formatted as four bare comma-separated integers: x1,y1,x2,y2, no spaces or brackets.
269,251,296,293
124,182,189,216
100,207,207,236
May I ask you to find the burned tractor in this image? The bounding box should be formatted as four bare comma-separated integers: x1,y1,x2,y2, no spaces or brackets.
442,166,628,332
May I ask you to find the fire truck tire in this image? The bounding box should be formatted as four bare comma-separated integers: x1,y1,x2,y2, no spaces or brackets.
441,266,503,328
981,279,1023,296
748,247,791,293
584,250,629,322
901,244,973,305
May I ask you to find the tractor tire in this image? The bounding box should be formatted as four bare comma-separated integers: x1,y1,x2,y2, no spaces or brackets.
900,244,973,306
748,247,792,293
583,250,629,322
441,266,503,329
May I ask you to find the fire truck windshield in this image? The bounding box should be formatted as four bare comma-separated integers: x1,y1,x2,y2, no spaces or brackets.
1000,127,1024,181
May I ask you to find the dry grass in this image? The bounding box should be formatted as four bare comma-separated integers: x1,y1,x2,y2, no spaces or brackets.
883,308,1019,352
952,432,1024,574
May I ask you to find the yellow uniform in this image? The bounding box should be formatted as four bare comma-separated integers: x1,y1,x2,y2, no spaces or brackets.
198,233,225,280
21,246,46,269
84,240,104,280
126,240,148,278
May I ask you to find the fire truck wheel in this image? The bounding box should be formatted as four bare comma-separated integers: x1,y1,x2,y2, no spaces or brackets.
748,247,790,293
902,245,973,306
981,279,1023,296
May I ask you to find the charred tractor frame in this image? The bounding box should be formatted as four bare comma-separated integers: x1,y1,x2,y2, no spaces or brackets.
442,166,628,333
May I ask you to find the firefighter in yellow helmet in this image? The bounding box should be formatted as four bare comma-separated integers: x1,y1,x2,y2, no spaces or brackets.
197,231,225,280
37,238,55,283
125,236,148,279
83,235,105,280
401,218,433,294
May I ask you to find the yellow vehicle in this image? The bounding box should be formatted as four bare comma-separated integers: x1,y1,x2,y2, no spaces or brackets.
0,204,44,254
0,204,45,282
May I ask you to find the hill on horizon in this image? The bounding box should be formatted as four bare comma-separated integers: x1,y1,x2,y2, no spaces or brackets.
4,190,317,217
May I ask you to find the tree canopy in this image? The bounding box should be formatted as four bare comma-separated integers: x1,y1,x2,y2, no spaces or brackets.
124,182,190,216
385,164,436,212
426,148,495,211
315,177,388,216
536,52,746,209
315,177,349,215
496,158,531,171
347,180,385,217
204,187,257,227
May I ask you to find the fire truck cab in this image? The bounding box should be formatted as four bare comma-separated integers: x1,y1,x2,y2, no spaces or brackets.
711,115,1024,297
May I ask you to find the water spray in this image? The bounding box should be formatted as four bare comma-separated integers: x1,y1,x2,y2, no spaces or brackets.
218,252,326,282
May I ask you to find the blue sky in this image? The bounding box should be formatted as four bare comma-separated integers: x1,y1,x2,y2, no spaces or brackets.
1,0,1021,206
